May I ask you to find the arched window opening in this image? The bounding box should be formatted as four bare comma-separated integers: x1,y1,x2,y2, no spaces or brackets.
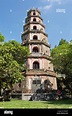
33,18,36,22
33,61,39,69
33,47,39,52
33,12,36,15
33,26,37,30
33,35,38,40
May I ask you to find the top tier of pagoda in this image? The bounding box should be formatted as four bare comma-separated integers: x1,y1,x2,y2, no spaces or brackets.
21,8,50,48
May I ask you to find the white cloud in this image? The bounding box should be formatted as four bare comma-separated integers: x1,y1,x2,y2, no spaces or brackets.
42,0,61,4
41,0,72,4
39,0,61,12
38,5,52,12
48,0,61,4
39,0,71,13
43,4,52,10
56,8,66,13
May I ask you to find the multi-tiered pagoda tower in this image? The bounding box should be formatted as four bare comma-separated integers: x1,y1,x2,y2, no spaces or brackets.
21,8,57,93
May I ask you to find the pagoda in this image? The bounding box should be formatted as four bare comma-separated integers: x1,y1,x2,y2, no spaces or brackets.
21,8,57,93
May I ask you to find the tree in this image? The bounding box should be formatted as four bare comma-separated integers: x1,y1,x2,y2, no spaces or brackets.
0,33,5,42
0,38,29,93
51,41,72,77
58,38,68,46
51,39,72,95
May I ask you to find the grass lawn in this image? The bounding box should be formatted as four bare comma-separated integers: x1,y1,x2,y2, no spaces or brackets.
0,99,72,109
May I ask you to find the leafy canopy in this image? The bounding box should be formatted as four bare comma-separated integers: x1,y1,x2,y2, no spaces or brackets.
0,34,29,89
51,39,72,77
51,39,72,92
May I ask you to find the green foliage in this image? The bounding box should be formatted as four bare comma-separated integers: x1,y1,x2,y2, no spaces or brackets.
0,38,29,89
58,38,68,46
51,39,72,93
51,42,72,77
4,40,29,65
0,33,5,42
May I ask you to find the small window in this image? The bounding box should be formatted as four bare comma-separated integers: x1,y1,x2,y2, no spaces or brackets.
36,80,41,84
48,67,50,69
33,35,38,40
33,26,37,30
32,80,41,84
33,12,36,15
33,18,36,22
32,80,36,84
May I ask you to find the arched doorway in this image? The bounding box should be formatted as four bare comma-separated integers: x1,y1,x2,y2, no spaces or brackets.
33,61,39,69
33,47,39,52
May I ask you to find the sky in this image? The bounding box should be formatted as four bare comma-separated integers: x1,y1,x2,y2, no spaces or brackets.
0,0,72,48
